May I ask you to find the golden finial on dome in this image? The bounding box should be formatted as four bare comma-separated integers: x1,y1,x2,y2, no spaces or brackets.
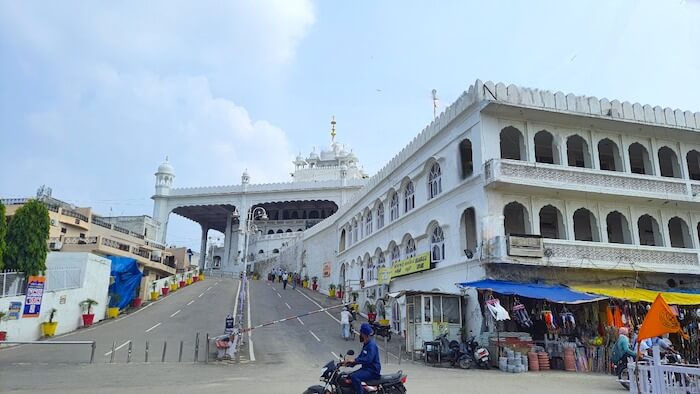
330,116,337,143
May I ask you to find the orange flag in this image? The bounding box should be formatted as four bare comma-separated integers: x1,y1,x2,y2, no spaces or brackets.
636,294,688,342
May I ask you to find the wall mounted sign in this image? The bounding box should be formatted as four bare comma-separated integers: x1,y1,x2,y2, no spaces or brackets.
377,267,391,284
390,252,431,279
8,301,22,320
322,262,331,278
22,276,46,318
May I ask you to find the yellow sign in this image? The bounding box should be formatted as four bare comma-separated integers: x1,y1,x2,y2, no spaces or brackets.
377,267,391,284
390,252,431,279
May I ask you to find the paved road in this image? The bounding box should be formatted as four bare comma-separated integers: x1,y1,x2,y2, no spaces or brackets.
0,277,239,364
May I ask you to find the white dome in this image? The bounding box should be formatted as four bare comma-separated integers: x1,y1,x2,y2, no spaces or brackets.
308,149,319,160
320,147,335,161
157,159,175,175
295,154,304,162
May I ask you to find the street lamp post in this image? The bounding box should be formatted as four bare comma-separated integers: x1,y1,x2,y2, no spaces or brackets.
233,206,268,277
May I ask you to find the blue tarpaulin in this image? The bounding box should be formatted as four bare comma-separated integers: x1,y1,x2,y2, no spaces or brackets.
106,256,143,310
456,279,606,304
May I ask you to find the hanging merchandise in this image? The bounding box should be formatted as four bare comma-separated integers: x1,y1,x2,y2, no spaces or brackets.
486,297,511,321
560,307,576,332
606,305,614,327
613,306,623,328
543,308,557,331
512,299,532,328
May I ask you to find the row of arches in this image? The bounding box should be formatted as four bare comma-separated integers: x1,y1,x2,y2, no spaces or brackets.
501,126,700,180
504,201,699,248
266,228,304,234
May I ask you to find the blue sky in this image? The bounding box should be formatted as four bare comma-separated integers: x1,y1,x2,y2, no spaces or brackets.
1,0,699,248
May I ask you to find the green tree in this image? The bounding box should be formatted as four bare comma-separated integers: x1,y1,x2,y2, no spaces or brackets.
0,201,6,270
4,200,50,275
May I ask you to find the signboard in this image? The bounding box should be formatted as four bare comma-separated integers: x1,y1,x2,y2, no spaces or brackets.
322,262,331,278
23,276,46,318
8,301,22,320
390,252,431,279
507,234,544,257
377,267,391,284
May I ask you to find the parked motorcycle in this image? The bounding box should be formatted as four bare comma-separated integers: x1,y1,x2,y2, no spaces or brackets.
459,336,490,370
371,321,392,341
304,350,407,394
425,333,465,367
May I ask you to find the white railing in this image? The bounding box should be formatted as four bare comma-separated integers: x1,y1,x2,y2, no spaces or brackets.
1,271,27,297
45,268,83,292
629,347,700,394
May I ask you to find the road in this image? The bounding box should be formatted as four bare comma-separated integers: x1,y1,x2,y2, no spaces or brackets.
0,277,625,393
0,277,238,364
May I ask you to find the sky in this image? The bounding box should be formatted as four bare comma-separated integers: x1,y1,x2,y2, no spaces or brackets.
1,0,699,248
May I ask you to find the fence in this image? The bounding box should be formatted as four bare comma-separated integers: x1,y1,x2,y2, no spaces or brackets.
1,268,83,298
1,271,26,297
629,347,700,394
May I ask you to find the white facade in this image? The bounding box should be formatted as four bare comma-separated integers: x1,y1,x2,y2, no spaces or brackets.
272,79,700,344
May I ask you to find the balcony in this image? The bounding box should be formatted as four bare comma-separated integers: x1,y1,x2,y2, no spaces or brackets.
59,208,90,230
488,235,700,275
484,159,698,203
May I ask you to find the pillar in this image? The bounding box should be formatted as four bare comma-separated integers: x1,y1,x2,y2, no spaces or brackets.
223,214,232,271
152,198,170,244
199,223,209,269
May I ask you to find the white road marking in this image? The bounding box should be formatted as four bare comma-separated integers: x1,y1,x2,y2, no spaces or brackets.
331,351,339,359
285,303,291,310
276,293,281,298
295,289,340,324
145,322,161,333
198,292,205,298
309,330,321,342
215,282,219,285
170,310,181,318
247,280,255,362
187,300,194,306
297,317,305,325
207,286,213,291
233,280,242,322
104,340,131,356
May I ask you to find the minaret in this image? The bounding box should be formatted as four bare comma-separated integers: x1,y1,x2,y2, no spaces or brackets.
330,116,337,150
152,157,175,243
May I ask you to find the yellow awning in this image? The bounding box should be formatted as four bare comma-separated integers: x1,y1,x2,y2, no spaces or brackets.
572,285,700,305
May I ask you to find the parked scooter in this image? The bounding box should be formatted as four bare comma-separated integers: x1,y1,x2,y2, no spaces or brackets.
460,336,490,370
304,350,408,394
426,333,465,367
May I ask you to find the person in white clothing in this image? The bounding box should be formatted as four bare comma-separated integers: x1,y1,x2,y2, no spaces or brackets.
282,272,289,289
340,306,352,340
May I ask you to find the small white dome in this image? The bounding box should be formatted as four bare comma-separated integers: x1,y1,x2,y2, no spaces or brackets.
157,159,175,175
320,146,335,161
295,154,304,162
308,149,319,160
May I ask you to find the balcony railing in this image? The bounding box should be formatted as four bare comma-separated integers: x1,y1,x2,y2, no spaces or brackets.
484,159,696,200
102,236,130,252
61,209,89,223
91,215,112,229
146,240,166,250
113,225,130,235
63,236,98,245
132,246,150,259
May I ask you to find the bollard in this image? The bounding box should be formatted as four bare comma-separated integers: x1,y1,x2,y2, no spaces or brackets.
127,341,132,363
384,336,389,365
205,333,210,364
90,341,96,364
161,341,167,362
398,342,402,365
110,341,116,363
178,340,184,362
194,332,200,363
145,341,149,363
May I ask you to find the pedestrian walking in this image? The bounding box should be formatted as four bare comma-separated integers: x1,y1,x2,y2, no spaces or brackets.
292,272,297,289
340,306,352,340
282,272,288,289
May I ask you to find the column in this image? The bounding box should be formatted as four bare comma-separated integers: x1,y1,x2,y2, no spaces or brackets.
199,223,209,270
223,214,232,271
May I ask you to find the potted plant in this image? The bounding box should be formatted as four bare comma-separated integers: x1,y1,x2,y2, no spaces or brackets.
193,271,199,282
366,304,377,323
303,275,309,288
378,307,389,326
0,311,7,341
328,283,336,298
107,293,120,319
336,283,344,299
311,276,318,291
178,274,186,288
170,278,178,292
198,271,205,281
132,287,143,308
150,282,160,301
41,308,58,337
186,273,193,286
80,299,98,327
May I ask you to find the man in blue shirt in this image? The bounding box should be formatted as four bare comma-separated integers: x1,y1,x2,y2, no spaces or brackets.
342,323,381,394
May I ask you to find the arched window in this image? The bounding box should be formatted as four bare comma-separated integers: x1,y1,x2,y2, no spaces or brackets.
431,226,445,263
539,205,565,239
504,202,530,235
459,139,473,178
276,229,283,234
405,238,416,258
352,219,359,242
297,228,303,232
638,214,663,246
377,251,386,267
283,211,290,220
267,229,274,235
534,130,557,164
567,135,591,168
272,249,279,254
461,207,477,255
390,244,401,263
258,249,264,254
309,210,320,219
606,211,632,244
365,211,373,236
286,229,292,233
376,203,385,229
687,150,700,180
390,192,399,221
428,162,442,199
598,138,622,171
339,229,346,252
404,181,415,212
573,208,600,242
668,217,691,248
291,211,299,219
629,143,653,175
658,146,681,178
366,256,375,281
500,126,524,160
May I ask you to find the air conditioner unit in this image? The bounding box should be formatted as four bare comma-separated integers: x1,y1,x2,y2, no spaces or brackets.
49,241,63,251
50,219,57,226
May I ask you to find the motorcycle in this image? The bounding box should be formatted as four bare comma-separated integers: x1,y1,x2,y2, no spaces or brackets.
304,350,408,394
460,336,490,370
371,322,392,341
617,352,685,390
425,333,465,367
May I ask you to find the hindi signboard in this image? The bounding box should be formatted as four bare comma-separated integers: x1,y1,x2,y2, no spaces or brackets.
22,276,46,318
377,267,391,284
390,252,431,279
8,301,22,320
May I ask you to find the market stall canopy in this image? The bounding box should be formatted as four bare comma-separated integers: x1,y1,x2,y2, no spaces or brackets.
456,279,606,305
571,285,700,306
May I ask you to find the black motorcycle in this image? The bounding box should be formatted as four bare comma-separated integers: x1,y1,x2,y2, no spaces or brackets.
425,333,467,368
371,322,392,341
304,350,407,394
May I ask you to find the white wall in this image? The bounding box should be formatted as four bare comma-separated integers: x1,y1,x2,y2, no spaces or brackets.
0,252,111,342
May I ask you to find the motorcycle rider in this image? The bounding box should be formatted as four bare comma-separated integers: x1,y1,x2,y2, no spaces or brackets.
340,306,352,341
611,327,637,372
341,323,380,394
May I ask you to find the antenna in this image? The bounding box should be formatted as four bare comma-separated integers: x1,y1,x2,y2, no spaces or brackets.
432,89,439,119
